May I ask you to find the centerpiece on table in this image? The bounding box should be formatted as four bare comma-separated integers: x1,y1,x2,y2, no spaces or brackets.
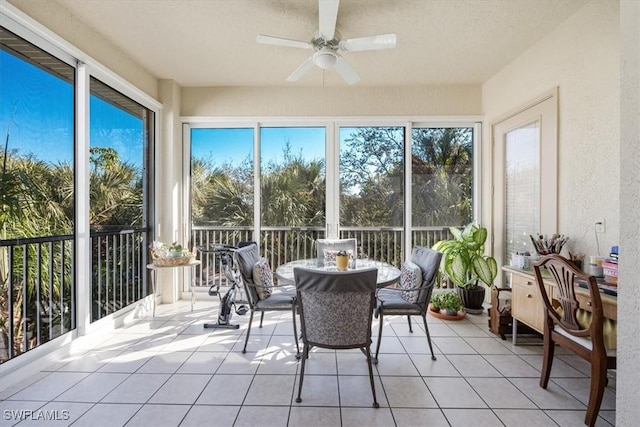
335,250,350,271
150,241,195,266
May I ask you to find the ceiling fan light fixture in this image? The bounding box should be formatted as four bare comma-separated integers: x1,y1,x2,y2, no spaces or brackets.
313,49,337,69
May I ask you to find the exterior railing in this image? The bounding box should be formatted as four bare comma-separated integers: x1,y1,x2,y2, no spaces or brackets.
90,228,149,322
0,228,150,363
0,235,75,363
0,225,453,362
191,225,454,289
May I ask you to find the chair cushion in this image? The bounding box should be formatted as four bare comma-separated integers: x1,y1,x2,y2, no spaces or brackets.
399,261,422,303
255,289,295,309
377,288,422,314
253,259,273,300
553,326,617,357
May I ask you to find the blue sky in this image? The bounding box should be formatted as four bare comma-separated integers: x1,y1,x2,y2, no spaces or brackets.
3,46,329,170
191,127,326,168
1,51,74,164
1,49,144,167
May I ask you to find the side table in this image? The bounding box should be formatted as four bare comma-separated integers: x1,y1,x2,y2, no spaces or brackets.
147,260,201,317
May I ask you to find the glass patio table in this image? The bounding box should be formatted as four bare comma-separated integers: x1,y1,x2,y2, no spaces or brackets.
275,258,401,288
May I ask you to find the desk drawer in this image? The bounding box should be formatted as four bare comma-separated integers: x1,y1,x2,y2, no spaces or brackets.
511,273,545,333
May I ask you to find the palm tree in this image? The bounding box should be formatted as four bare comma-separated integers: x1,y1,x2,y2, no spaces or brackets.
411,127,473,226
1,153,74,361
90,147,143,228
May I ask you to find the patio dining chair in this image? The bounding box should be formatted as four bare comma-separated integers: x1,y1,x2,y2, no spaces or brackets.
316,238,357,264
293,267,379,408
235,243,299,355
374,246,442,361
533,254,616,427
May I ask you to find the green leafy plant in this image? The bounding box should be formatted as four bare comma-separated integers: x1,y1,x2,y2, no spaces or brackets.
432,222,498,289
336,250,348,257
430,293,443,312
441,291,462,314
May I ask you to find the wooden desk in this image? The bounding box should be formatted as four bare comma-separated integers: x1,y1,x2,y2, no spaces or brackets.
147,260,201,317
502,266,617,344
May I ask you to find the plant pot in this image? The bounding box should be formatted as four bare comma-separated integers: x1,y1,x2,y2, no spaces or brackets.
457,285,486,311
336,255,349,271
428,309,466,321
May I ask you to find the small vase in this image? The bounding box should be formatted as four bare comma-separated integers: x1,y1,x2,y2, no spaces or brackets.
336,255,349,271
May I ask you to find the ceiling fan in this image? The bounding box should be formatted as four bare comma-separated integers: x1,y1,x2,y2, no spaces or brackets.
256,0,396,85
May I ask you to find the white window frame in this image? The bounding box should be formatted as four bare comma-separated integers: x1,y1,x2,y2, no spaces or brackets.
182,117,482,261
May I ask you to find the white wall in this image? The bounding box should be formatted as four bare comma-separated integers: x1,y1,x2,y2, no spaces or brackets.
157,79,185,304
7,0,158,99
483,0,640,423
483,0,620,260
618,0,640,424
182,85,482,117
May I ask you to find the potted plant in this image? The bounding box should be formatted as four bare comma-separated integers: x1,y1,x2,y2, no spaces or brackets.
429,293,443,313
149,240,193,266
441,291,463,316
432,222,498,312
335,250,349,271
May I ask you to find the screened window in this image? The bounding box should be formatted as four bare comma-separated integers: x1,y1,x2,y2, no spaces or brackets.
89,77,152,229
1,27,75,237
260,127,326,227
339,127,404,227
411,127,474,227
0,27,76,360
190,128,254,227
186,122,477,268
89,77,154,321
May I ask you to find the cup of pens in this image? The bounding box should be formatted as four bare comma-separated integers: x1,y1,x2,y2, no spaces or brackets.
529,234,569,256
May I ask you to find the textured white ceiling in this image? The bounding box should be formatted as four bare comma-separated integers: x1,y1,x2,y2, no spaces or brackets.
54,0,588,87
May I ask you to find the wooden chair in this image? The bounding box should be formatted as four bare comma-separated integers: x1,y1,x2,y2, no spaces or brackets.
533,254,616,427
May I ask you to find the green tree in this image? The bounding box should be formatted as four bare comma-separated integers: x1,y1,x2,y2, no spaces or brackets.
191,156,254,226
339,127,404,227
1,152,74,361
338,127,473,228
411,128,473,226
89,147,142,228
261,146,325,227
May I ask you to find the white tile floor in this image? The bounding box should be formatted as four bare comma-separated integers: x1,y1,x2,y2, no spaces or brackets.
0,300,616,426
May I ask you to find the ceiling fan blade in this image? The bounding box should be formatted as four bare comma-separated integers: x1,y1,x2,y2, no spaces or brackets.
256,34,313,50
319,0,339,40
286,57,315,82
339,34,397,52
333,55,360,85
